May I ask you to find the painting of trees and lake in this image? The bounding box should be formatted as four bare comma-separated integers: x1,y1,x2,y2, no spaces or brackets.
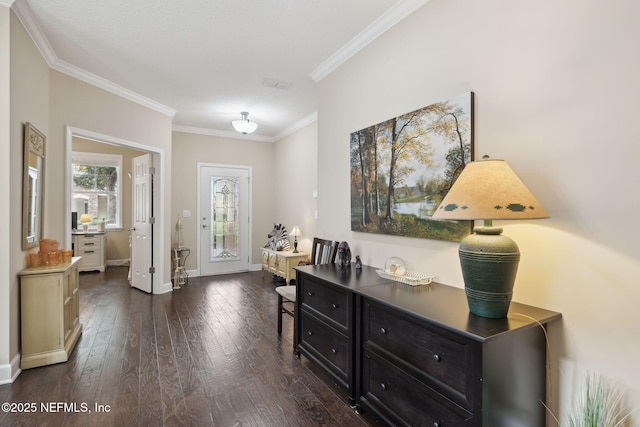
350,92,474,242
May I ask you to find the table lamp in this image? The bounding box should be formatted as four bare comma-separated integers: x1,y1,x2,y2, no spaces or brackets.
290,226,300,253
79,214,92,232
431,156,549,318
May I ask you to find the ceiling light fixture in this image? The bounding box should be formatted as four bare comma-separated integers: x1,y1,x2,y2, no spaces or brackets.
231,111,258,135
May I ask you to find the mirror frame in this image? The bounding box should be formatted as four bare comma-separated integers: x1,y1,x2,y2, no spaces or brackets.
22,122,46,250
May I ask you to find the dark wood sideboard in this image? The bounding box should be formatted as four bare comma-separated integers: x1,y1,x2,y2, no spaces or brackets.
294,263,561,427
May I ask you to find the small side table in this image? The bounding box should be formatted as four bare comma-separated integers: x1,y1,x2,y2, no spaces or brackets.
172,247,190,289
260,248,308,285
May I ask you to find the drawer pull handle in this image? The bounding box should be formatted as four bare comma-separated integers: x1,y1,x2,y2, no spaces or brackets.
84,243,95,246
380,383,387,391
331,303,338,309
307,330,314,336
307,291,314,296
433,423,440,427
84,251,95,254
380,327,387,335
331,348,338,354
433,354,441,362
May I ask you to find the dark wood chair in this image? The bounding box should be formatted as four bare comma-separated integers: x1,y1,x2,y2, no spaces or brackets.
276,237,339,334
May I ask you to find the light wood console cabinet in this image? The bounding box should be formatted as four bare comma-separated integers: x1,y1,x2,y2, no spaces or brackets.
19,257,83,369
260,248,308,285
72,231,106,272
294,264,561,426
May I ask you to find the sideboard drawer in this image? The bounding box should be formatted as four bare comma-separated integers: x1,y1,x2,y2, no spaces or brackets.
362,349,474,426
300,278,349,328
299,312,349,378
76,250,100,267
363,299,476,409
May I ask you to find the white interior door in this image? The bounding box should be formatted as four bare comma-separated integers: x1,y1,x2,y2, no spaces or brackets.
199,164,250,276
131,154,153,293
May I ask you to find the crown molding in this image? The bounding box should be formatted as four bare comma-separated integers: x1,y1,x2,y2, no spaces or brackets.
172,125,276,143
309,0,430,82
173,111,318,143
11,0,56,64
54,59,176,117
12,0,176,118
0,1,15,8
274,112,318,141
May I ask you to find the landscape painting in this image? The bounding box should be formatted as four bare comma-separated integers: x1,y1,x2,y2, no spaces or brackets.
350,92,474,242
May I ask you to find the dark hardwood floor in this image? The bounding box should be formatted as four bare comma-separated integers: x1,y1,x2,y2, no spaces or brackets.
1,267,382,426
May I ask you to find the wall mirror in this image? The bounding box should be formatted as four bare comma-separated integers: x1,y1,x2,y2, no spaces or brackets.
22,122,46,249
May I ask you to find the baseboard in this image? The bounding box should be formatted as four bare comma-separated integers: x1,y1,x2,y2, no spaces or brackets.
106,259,130,267
0,353,22,385
158,281,173,294
184,266,261,278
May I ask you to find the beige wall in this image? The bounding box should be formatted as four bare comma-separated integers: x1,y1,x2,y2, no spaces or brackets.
273,122,318,254
1,5,13,373
317,0,640,422
171,131,275,271
3,9,175,381
170,123,317,273
72,137,146,262
48,71,174,290
4,9,50,373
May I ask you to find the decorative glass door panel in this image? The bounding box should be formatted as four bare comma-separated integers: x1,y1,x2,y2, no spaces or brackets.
199,164,250,276
210,177,239,260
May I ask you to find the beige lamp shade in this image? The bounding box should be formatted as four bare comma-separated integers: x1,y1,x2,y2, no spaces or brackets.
432,157,549,221
79,214,92,223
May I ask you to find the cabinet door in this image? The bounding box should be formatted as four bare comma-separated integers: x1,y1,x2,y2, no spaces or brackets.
21,275,63,356
276,255,288,277
68,264,80,330
268,253,277,273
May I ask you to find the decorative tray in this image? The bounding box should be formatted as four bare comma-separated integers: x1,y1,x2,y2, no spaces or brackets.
376,269,435,287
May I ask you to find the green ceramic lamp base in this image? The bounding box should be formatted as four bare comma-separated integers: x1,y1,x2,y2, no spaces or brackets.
459,221,520,318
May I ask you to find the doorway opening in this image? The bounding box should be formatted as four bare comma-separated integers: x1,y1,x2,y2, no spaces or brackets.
64,126,168,294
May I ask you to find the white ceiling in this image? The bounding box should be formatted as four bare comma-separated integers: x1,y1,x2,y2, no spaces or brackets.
13,0,429,141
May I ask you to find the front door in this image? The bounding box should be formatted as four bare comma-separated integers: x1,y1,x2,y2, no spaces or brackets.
198,164,250,275
131,154,153,293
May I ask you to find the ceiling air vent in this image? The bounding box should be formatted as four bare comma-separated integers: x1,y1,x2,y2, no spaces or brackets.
262,78,293,90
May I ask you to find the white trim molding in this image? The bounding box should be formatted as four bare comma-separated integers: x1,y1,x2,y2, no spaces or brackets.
0,353,21,385
172,124,275,143
12,0,176,118
173,112,318,143
309,0,430,82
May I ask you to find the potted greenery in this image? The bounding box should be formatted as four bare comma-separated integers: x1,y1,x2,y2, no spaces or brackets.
546,372,633,427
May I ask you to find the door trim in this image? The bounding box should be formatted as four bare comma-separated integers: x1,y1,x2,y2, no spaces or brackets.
64,126,169,293
196,162,252,276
